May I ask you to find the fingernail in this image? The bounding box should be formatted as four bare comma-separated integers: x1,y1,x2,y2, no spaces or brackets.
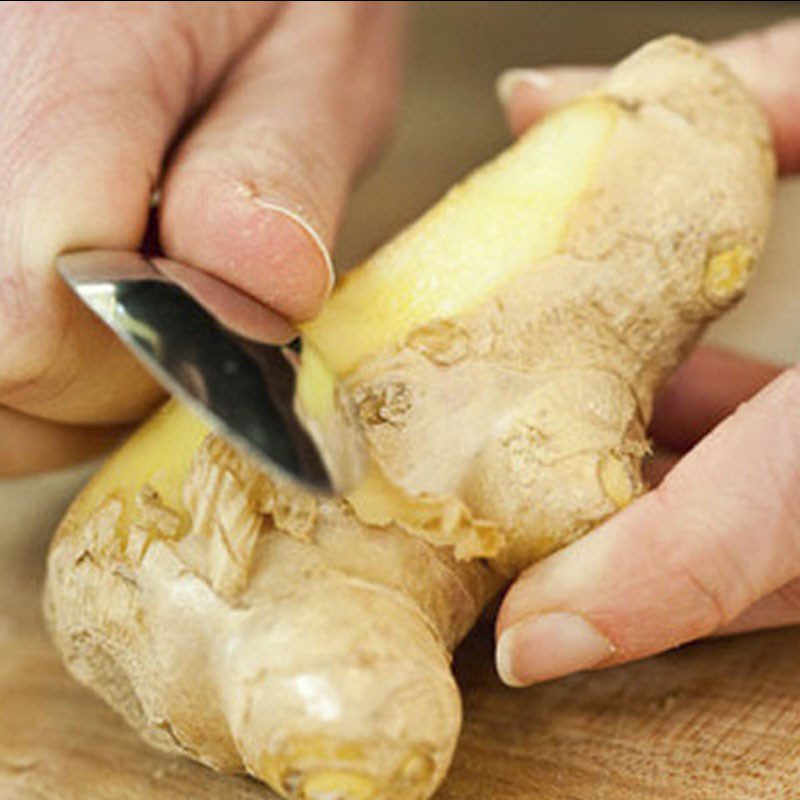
496,68,553,108
496,612,615,687
250,198,337,298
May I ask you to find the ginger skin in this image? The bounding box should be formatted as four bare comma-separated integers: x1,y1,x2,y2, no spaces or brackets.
46,37,774,800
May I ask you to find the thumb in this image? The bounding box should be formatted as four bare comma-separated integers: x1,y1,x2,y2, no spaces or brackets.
495,365,800,687
497,18,800,174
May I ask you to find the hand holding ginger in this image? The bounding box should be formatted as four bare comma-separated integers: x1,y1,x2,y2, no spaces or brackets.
495,18,800,688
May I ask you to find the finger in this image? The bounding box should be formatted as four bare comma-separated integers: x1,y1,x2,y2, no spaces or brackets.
495,365,800,687
650,346,782,452
496,19,800,174
716,19,800,173
717,577,800,636
0,1,277,424
496,66,602,138
161,1,407,322
0,405,129,477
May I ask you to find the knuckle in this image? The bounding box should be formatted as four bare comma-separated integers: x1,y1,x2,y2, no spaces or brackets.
773,579,800,619
765,366,800,505
649,485,750,632
782,362,800,396
669,552,732,631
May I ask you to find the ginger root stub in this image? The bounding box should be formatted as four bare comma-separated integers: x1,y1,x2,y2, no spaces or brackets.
45,37,774,800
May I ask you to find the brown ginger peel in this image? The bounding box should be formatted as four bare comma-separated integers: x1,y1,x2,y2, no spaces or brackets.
46,37,774,800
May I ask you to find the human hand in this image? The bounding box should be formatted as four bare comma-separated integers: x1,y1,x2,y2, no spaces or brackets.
494,18,800,686
0,1,405,475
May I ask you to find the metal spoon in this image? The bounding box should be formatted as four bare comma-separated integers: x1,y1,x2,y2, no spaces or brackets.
57,250,365,494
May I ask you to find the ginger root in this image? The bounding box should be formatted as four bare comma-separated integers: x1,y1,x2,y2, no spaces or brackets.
45,37,774,800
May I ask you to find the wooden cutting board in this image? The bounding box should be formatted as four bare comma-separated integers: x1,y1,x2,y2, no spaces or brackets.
4,496,800,800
